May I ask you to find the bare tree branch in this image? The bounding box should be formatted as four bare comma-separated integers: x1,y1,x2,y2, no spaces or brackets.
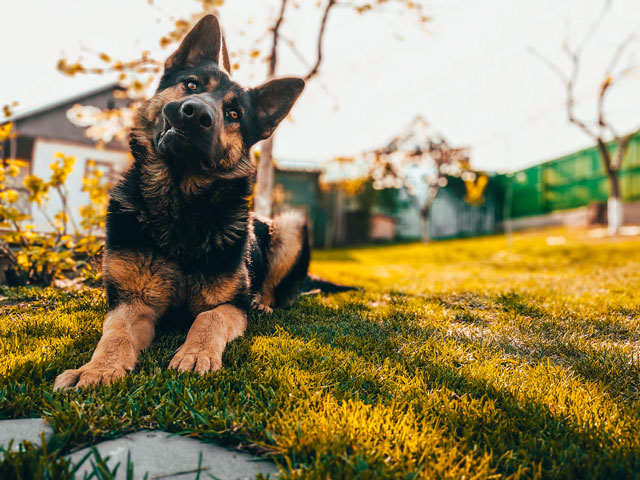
556,0,613,141
529,0,640,232
598,33,636,141
529,44,599,141
304,0,337,81
612,133,632,170
279,34,312,70
268,0,288,77
574,0,611,56
527,46,569,83
606,32,636,76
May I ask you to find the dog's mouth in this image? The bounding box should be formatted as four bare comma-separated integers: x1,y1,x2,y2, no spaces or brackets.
156,122,189,152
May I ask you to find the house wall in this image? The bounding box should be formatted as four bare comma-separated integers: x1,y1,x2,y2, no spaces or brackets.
428,182,498,239
30,139,130,231
273,169,325,246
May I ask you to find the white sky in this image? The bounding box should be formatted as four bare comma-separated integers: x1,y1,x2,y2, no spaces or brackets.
1,0,639,172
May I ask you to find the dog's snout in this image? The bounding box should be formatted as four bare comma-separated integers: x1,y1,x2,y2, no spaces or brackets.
158,99,220,158
180,100,213,130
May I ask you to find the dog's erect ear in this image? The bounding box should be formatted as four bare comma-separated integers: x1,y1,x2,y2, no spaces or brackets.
165,14,231,73
220,36,231,75
250,77,305,141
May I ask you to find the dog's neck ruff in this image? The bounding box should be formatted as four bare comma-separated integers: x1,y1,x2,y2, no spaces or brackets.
127,137,252,273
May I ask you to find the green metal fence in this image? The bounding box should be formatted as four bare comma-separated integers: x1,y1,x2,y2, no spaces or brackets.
499,131,640,218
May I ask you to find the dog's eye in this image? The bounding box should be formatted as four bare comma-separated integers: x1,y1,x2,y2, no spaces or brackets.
186,81,198,91
225,110,241,121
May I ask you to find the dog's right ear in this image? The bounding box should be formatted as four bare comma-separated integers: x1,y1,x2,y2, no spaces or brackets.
165,14,231,73
250,77,305,141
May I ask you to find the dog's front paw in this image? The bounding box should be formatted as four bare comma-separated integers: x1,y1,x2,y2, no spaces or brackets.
169,350,222,374
54,364,128,390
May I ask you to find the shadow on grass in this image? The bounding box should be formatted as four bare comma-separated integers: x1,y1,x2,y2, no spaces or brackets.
421,291,640,401
2,291,639,478
244,299,639,478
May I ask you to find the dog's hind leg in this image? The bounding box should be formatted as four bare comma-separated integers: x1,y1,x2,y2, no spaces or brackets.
253,211,310,311
169,304,247,373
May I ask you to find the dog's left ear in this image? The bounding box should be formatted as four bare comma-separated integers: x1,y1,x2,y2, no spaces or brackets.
250,77,305,141
165,14,231,73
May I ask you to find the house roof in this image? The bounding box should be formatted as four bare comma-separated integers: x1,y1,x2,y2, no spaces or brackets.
5,82,121,123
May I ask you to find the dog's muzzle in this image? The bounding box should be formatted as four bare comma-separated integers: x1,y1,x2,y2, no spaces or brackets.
157,99,216,155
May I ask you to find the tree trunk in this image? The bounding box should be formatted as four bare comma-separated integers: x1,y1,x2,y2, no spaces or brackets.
420,215,430,243
254,136,275,217
607,170,623,236
596,139,624,236
419,186,440,243
253,0,287,218
253,0,337,218
419,203,432,243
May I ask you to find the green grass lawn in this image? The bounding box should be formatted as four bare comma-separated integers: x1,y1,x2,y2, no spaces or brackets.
1,228,639,479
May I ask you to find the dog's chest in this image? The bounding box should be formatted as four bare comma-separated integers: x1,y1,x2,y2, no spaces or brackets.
182,264,250,315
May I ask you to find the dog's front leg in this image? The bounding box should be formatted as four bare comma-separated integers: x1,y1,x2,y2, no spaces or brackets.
54,302,158,390
169,304,247,373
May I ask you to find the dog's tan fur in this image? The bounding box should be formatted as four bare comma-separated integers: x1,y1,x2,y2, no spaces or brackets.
53,14,309,390
253,212,305,311
141,85,184,126
189,264,249,315
54,250,253,389
53,301,157,388
168,304,246,373
102,251,179,309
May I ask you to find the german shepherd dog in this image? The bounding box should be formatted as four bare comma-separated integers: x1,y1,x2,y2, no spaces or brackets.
54,15,313,389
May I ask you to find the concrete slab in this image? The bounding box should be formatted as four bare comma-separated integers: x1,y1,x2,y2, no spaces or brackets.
0,418,53,451
67,430,279,480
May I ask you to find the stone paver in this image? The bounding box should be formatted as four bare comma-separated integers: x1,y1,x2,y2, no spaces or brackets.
0,418,53,451
67,430,279,480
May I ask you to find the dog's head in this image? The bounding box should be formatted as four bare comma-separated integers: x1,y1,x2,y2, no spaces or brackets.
135,15,304,176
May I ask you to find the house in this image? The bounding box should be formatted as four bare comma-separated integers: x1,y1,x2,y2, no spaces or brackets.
427,175,502,239
366,116,500,241
1,83,132,230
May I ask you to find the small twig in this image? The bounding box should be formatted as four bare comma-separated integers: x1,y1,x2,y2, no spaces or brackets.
280,34,312,70
305,0,337,81
527,46,569,83
574,0,611,56
35,203,58,233
268,0,288,77
598,33,637,138
605,32,637,76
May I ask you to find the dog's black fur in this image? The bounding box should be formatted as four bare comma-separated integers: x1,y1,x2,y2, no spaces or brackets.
54,14,318,389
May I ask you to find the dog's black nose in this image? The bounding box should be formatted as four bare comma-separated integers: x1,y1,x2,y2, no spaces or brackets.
180,100,213,130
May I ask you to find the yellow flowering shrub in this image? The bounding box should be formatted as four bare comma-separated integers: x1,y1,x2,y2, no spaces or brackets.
0,125,111,284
